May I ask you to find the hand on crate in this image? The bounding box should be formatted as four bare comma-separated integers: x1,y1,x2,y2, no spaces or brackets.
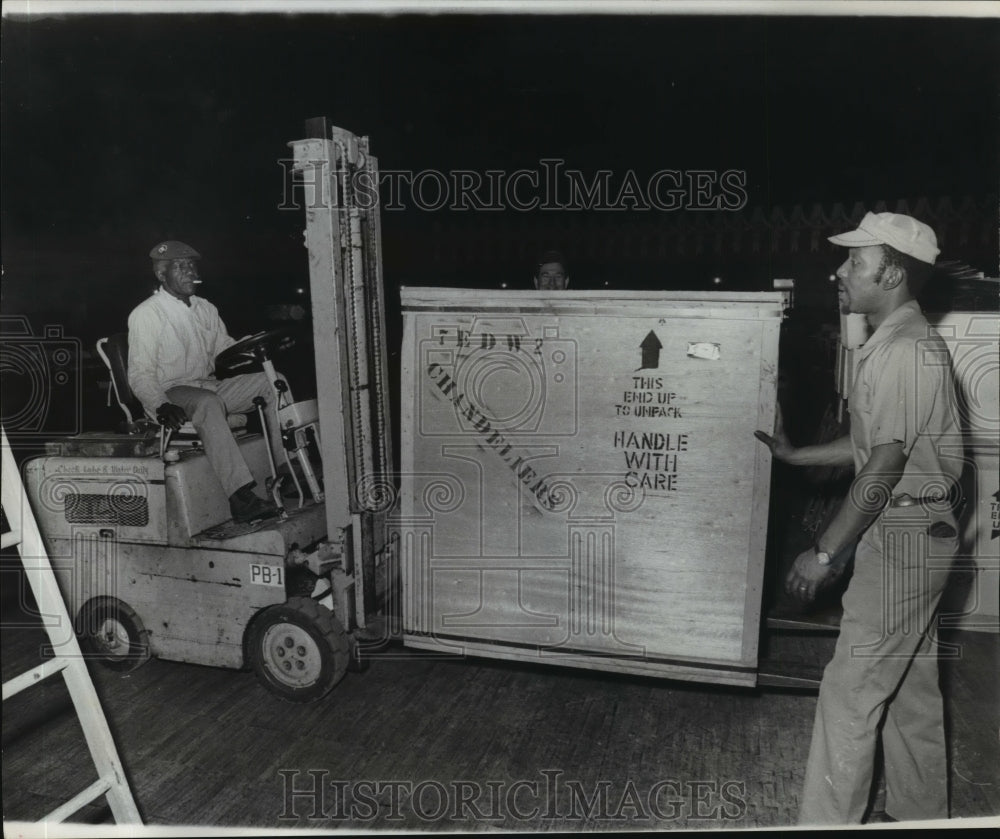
754,404,795,462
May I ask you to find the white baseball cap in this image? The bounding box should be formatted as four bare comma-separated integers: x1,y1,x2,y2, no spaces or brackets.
828,212,939,264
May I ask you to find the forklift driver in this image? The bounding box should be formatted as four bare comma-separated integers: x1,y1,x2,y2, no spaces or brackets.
127,240,284,523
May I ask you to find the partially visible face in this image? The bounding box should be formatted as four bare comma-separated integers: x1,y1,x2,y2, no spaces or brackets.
161,258,201,299
535,261,568,290
835,246,884,315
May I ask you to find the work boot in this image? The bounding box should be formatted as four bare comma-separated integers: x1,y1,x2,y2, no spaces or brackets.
229,484,278,523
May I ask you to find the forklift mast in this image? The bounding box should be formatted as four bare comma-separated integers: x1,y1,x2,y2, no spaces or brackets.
289,118,395,625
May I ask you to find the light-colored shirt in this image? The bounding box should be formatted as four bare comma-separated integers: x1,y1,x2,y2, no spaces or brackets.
127,288,235,416
849,300,963,511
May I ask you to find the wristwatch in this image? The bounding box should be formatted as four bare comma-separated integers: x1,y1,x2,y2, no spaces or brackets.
814,546,832,566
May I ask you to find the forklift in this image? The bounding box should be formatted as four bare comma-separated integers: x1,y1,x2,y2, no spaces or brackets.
24,118,395,702
21,118,837,703
27,117,962,703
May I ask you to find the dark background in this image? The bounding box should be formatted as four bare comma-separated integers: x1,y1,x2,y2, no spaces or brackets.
1,10,998,438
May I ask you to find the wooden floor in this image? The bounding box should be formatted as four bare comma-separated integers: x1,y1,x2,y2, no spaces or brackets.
2,592,998,833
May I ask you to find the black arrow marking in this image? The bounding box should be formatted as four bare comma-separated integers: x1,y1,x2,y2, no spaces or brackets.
639,330,662,370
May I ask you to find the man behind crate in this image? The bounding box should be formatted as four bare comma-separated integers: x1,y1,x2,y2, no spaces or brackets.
127,240,285,523
755,213,962,825
533,249,571,290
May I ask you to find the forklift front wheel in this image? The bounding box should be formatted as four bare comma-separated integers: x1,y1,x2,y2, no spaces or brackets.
247,597,349,702
76,597,151,672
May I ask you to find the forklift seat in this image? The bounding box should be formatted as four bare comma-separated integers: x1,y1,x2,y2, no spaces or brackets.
96,333,246,451
96,333,147,427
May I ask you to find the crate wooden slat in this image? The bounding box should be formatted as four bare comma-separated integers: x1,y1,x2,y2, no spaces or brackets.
398,289,789,686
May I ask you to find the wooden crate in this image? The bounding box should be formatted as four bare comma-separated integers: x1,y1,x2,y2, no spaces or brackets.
397,289,789,686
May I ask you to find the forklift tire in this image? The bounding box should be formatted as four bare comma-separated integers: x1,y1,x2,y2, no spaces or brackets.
246,597,349,702
76,597,151,672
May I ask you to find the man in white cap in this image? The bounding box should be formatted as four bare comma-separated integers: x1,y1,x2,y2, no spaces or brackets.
755,213,962,824
128,241,284,523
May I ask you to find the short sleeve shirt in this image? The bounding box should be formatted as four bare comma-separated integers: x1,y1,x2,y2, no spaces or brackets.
849,300,963,506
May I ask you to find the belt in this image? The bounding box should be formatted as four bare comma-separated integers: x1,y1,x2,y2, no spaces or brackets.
889,494,948,508
887,494,960,539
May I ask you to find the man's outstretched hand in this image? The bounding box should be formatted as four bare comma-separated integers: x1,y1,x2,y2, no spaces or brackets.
156,402,188,431
754,403,794,461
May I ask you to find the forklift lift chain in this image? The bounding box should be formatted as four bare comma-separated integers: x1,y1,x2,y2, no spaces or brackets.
245,596,350,703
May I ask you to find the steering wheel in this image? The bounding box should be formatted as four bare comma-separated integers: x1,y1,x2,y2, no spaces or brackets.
214,326,300,379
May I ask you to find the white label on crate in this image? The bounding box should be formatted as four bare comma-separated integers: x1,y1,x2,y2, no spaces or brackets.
686,342,721,361
249,564,284,587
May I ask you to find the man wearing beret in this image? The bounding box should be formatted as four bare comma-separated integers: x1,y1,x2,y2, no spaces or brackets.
755,213,962,824
128,240,282,522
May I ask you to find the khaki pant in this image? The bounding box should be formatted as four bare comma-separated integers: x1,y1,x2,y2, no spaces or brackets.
799,509,958,825
166,372,285,496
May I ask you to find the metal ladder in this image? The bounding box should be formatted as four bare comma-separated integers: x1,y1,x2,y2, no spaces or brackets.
1,427,142,825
